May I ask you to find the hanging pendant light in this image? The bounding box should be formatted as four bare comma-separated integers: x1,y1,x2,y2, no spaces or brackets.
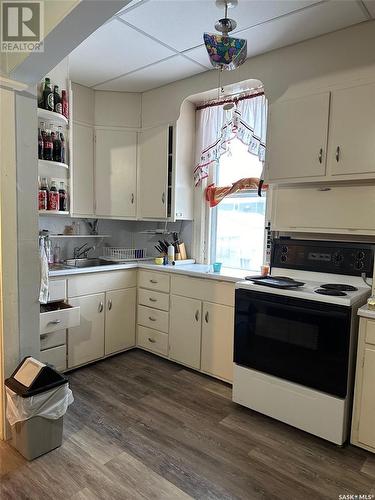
203,0,247,71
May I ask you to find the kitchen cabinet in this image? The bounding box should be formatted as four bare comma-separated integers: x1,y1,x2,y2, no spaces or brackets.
138,125,169,219
105,288,136,355
267,92,329,181
169,294,202,369
67,293,105,368
328,82,375,177
352,314,375,453
201,302,234,382
95,129,137,218
71,122,94,217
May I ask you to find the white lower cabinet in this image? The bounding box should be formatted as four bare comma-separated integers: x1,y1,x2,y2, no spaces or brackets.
169,295,202,369
40,345,67,372
105,288,136,355
201,302,234,382
68,293,105,368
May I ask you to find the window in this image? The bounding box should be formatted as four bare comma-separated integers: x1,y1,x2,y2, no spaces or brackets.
210,139,266,272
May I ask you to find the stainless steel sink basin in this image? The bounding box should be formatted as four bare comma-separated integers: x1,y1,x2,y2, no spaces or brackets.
65,258,114,268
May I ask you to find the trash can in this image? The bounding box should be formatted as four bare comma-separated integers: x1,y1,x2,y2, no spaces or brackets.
5,357,74,460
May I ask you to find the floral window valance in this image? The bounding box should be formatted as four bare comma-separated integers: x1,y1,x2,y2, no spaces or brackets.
194,93,268,188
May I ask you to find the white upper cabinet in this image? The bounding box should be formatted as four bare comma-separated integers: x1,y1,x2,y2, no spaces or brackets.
267,92,330,181
328,82,375,177
95,129,137,218
72,122,94,217
138,125,169,219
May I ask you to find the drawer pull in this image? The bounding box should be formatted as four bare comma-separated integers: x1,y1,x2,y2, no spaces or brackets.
195,310,199,322
149,316,156,322
40,334,48,340
205,311,209,323
150,279,158,284
149,297,157,302
335,146,340,162
47,319,61,325
318,148,323,164
108,299,112,311
98,301,104,313
148,337,156,343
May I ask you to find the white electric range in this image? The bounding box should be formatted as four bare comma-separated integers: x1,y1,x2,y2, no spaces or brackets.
233,239,374,445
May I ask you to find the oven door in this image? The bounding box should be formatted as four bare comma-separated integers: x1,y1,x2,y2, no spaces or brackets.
234,289,352,397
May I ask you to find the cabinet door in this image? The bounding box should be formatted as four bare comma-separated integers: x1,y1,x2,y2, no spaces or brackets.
169,295,201,369
201,302,234,382
67,293,105,368
72,122,94,216
267,93,330,181
95,129,137,217
138,126,168,219
105,288,136,355
328,83,375,176
358,346,375,448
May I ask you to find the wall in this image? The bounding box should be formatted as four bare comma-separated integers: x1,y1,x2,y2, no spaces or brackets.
141,20,375,127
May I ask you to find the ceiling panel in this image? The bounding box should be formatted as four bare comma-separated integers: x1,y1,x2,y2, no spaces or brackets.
185,0,368,68
94,55,206,92
364,0,375,17
69,19,175,87
118,0,322,52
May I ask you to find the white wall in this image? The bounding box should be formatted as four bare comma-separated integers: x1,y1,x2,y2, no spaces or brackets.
141,20,375,127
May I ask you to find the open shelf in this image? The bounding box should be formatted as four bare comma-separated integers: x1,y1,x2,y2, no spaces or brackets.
38,159,69,170
37,108,69,126
48,234,110,238
39,210,70,216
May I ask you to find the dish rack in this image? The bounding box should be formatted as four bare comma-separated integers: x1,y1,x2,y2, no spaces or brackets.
100,247,148,262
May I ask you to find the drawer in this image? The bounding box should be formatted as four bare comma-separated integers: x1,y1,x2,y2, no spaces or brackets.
68,270,137,297
138,270,170,293
137,305,169,333
137,325,168,356
171,275,235,306
40,302,80,334
366,319,375,345
39,345,66,372
40,329,66,351
48,279,66,302
138,288,169,311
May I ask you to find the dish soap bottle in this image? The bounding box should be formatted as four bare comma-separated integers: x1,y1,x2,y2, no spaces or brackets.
167,243,175,264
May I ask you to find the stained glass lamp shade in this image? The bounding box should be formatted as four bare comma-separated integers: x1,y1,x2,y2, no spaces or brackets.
204,33,247,71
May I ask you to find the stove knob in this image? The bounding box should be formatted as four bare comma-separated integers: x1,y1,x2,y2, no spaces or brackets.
281,246,288,254
281,254,287,263
355,260,364,271
357,251,365,260
333,252,343,265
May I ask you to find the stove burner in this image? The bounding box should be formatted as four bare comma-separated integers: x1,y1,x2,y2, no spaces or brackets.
321,283,358,292
315,288,347,297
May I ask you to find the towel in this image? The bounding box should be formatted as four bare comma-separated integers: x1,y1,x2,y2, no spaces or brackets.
39,236,49,304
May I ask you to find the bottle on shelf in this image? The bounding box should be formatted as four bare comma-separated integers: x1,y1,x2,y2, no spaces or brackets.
38,127,43,160
53,85,62,114
59,127,65,164
43,125,53,161
58,182,67,211
39,177,49,211
61,90,69,120
48,180,59,211
53,126,62,162
42,77,54,111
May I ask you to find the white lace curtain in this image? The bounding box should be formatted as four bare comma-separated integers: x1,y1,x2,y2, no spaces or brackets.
194,93,268,186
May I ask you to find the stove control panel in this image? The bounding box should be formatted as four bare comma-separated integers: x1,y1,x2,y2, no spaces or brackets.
272,239,374,276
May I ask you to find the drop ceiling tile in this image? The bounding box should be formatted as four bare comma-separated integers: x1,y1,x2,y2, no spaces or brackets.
364,0,375,17
119,0,322,52
69,19,175,87
94,55,206,92
185,0,368,67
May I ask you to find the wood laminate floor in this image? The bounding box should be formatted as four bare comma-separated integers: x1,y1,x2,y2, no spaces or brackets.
1,349,375,499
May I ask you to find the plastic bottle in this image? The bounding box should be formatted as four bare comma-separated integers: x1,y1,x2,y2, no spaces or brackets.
167,244,175,264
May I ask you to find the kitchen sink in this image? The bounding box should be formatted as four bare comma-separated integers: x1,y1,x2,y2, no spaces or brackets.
65,258,115,268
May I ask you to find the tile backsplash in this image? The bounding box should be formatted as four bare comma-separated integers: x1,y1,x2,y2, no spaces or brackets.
39,216,193,262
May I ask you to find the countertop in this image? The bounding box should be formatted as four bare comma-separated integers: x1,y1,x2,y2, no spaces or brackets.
358,304,375,319
49,261,251,283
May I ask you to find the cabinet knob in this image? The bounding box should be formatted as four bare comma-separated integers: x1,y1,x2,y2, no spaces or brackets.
318,148,323,164
148,337,156,343
195,310,200,322
161,192,165,204
149,297,157,302
108,299,112,311
131,193,134,204
149,316,156,322
98,301,104,313
40,334,48,340
205,311,209,323
150,279,158,284
335,146,340,162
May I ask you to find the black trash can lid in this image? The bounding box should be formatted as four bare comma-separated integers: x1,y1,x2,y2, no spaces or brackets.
5,357,68,397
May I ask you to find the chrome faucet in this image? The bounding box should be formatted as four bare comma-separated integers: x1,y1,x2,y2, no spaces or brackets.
73,243,94,259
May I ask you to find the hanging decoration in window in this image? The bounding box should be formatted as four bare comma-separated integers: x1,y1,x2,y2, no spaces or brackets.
205,177,268,208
